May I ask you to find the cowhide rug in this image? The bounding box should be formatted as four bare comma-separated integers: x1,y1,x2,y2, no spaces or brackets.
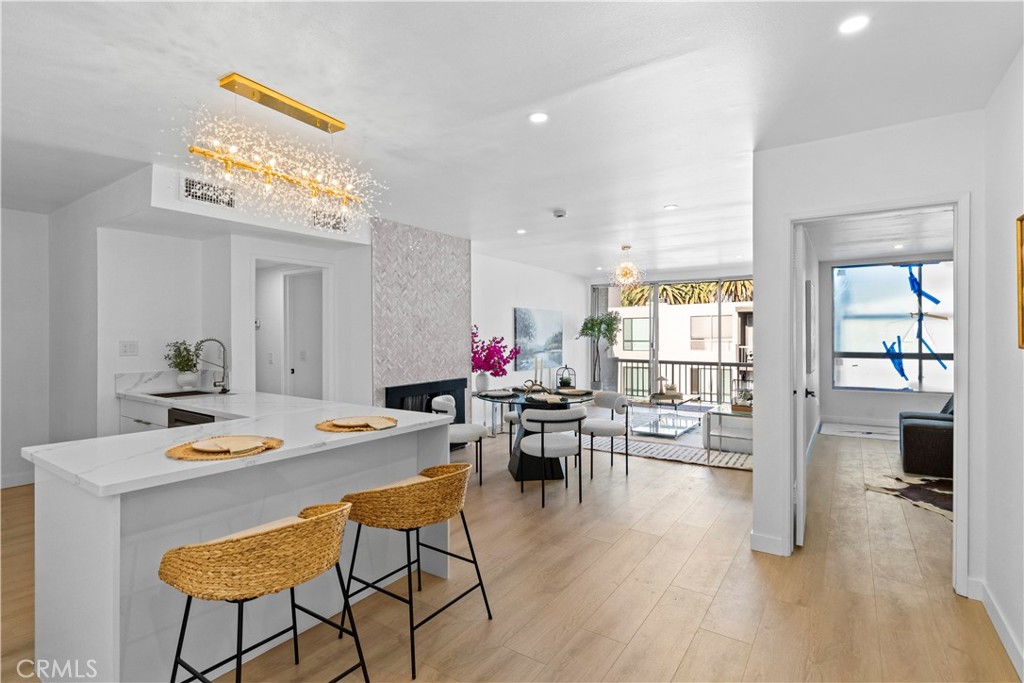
865,475,953,521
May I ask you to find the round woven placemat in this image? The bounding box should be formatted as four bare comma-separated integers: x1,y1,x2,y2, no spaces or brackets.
316,416,398,433
166,436,283,462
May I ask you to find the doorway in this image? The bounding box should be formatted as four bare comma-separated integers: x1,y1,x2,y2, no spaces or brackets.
255,260,325,399
791,200,966,594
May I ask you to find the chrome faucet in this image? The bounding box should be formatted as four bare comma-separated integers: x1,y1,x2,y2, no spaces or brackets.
196,338,230,394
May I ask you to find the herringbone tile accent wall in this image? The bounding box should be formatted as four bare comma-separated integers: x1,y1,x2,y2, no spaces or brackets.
372,219,471,406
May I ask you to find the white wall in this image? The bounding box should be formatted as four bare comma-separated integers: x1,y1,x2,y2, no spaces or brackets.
817,255,954,425
2,209,50,487
752,110,985,559
96,228,204,436
981,47,1023,678
228,235,373,403
48,167,152,445
254,268,285,394
286,270,324,399
471,252,590,423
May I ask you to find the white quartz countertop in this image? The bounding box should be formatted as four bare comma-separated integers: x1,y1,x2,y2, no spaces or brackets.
115,387,331,420
23,391,452,497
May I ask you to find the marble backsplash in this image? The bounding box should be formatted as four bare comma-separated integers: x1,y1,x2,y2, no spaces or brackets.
114,370,217,395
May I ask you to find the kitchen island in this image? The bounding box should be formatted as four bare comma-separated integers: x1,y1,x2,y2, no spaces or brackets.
23,391,452,682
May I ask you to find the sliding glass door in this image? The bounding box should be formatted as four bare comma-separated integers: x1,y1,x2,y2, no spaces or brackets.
604,278,753,404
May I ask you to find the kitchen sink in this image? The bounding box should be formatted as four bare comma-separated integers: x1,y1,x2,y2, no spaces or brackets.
147,390,217,398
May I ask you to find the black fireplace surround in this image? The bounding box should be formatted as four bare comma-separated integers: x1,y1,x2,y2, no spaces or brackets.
384,378,468,425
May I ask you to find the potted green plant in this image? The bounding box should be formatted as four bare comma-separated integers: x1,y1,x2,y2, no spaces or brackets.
165,340,201,389
576,311,621,389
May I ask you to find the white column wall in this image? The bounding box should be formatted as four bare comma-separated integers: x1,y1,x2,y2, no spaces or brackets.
981,47,1023,678
1,209,50,487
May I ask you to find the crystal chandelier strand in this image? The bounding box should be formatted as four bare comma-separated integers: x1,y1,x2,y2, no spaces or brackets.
183,107,385,232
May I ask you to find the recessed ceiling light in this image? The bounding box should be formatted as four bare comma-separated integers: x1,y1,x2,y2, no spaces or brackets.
528,112,549,124
894,244,904,250
596,266,603,271
663,204,678,211
839,15,870,34
516,229,526,234
736,255,744,259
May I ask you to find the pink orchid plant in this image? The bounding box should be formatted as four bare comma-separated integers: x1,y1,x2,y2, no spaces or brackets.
471,325,521,377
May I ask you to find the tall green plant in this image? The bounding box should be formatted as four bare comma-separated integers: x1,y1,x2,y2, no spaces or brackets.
576,311,621,383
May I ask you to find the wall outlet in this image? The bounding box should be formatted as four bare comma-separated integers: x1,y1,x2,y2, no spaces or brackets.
299,350,307,362
268,352,274,365
119,340,139,356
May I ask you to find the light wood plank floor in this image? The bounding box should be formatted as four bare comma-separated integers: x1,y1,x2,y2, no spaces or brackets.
2,433,1017,682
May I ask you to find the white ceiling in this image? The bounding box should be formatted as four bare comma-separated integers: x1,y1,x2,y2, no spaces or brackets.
803,204,955,262
1,2,1020,277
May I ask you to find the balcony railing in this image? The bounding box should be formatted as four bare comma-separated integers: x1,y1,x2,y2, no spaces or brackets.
617,359,753,403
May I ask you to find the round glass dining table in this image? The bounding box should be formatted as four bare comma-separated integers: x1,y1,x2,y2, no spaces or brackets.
475,389,594,481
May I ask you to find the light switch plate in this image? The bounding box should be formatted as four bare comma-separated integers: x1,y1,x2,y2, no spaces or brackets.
119,340,139,356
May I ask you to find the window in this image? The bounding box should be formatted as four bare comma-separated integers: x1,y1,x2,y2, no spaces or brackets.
689,314,733,351
622,317,651,351
833,261,954,392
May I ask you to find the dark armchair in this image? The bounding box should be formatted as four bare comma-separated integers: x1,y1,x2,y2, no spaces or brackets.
899,396,954,477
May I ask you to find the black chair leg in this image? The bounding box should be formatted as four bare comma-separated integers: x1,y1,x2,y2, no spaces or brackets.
416,528,422,592
333,563,370,683
235,601,244,683
289,588,300,665
610,437,615,468
339,523,362,639
461,510,493,620
541,457,546,508
170,596,192,683
565,456,569,489
405,530,417,680
625,431,629,476
578,452,583,504
508,427,513,455
477,440,482,485
590,435,594,479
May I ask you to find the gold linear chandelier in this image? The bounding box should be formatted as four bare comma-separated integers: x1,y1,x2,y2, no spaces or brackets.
611,245,645,289
185,74,384,232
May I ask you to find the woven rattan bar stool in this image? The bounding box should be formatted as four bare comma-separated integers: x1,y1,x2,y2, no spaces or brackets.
339,463,492,679
159,502,369,683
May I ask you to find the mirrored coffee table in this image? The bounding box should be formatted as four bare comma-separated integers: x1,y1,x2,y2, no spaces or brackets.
630,411,701,439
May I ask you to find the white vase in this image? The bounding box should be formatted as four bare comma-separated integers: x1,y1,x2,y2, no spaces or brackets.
475,372,490,393
176,371,199,389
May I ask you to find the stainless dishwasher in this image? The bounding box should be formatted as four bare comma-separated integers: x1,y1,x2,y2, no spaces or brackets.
167,407,216,428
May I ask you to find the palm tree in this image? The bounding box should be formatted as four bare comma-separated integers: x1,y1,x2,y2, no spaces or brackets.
619,279,753,306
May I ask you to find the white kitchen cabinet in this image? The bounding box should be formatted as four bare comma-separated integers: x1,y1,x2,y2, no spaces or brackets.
118,398,168,433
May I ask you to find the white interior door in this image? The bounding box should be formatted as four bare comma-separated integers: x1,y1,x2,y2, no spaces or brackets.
793,226,822,547
284,271,324,399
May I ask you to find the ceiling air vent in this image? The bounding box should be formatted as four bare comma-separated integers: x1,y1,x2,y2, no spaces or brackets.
181,176,235,209
311,209,350,233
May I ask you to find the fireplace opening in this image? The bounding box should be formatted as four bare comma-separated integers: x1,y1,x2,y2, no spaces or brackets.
384,378,468,425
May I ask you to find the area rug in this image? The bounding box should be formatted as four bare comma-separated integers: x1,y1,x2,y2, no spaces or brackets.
865,475,953,521
820,422,899,441
588,436,752,472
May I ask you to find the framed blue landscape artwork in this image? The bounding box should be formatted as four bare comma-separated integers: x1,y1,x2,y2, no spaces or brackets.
514,308,563,371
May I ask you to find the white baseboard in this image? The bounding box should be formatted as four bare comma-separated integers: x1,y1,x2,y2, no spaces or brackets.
2,471,34,489
970,577,1023,680
750,530,791,556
